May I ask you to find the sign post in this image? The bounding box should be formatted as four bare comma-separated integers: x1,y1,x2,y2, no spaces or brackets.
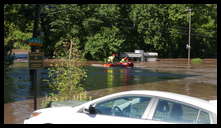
28,4,43,111
28,41,44,111
28,49,43,110
27,38,44,110
29,51,44,69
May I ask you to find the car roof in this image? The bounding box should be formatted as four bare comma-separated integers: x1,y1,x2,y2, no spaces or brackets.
99,90,217,114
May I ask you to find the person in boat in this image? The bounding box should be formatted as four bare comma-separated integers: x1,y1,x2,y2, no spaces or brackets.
120,57,129,63
107,54,116,63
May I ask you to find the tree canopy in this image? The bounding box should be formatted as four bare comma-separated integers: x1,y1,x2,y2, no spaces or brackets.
4,4,217,60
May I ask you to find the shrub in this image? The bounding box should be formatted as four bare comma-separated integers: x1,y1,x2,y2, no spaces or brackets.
41,40,91,108
191,58,203,64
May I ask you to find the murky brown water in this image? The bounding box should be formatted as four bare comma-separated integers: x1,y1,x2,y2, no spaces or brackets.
4,59,217,124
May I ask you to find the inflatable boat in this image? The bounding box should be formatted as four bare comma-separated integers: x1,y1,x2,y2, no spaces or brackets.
103,62,134,67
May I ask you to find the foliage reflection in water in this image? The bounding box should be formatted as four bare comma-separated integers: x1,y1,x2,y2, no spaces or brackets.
82,66,195,91
4,63,212,104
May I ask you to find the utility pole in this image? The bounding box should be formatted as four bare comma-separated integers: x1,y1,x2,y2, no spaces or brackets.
30,4,41,110
187,8,191,66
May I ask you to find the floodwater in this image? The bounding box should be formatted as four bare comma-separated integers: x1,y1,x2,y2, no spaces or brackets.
83,66,195,91
4,59,217,124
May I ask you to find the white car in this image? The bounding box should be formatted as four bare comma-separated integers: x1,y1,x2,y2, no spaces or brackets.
24,90,217,124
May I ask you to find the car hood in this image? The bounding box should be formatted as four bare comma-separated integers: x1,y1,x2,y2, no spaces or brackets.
35,106,76,113
50,100,88,107
25,106,81,123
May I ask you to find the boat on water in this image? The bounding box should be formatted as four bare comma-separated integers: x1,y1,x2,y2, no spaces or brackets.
103,62,134,67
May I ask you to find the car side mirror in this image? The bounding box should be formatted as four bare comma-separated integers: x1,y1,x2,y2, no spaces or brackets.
88,105,96,114
83,105,96,114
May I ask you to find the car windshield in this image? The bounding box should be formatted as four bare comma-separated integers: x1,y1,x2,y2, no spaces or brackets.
94,96,151,119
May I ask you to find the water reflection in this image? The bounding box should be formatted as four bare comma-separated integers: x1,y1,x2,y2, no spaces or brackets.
106,68,114,89
4,62,217,124
4,63,32,103
4,63,205,104
119,68,131,86
82,66,195,91
184,82,191,95
87,80,217,100
5,64,198,103
4,71,16,103
4,63,48,104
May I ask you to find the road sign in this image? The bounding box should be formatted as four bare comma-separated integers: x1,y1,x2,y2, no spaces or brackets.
29,52,44,69
26,37,43,47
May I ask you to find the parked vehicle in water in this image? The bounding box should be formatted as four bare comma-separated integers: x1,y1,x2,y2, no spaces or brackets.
24,90,217,124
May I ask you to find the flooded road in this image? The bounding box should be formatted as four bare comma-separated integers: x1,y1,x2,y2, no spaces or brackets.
4,59,217,124
82,66,196,91
86,59,217,100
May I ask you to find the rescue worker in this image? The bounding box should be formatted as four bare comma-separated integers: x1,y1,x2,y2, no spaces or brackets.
120,57,129,63
107,54,116,63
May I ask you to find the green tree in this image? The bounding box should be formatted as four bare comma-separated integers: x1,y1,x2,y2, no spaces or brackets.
4,4,33,50
37,4,217,59
188,4,217,58
4,4,33,71
40,4,84,57
84,26,125,60
6,4,216,60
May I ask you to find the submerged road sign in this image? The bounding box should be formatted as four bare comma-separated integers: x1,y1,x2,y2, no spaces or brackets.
29,52,44,69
